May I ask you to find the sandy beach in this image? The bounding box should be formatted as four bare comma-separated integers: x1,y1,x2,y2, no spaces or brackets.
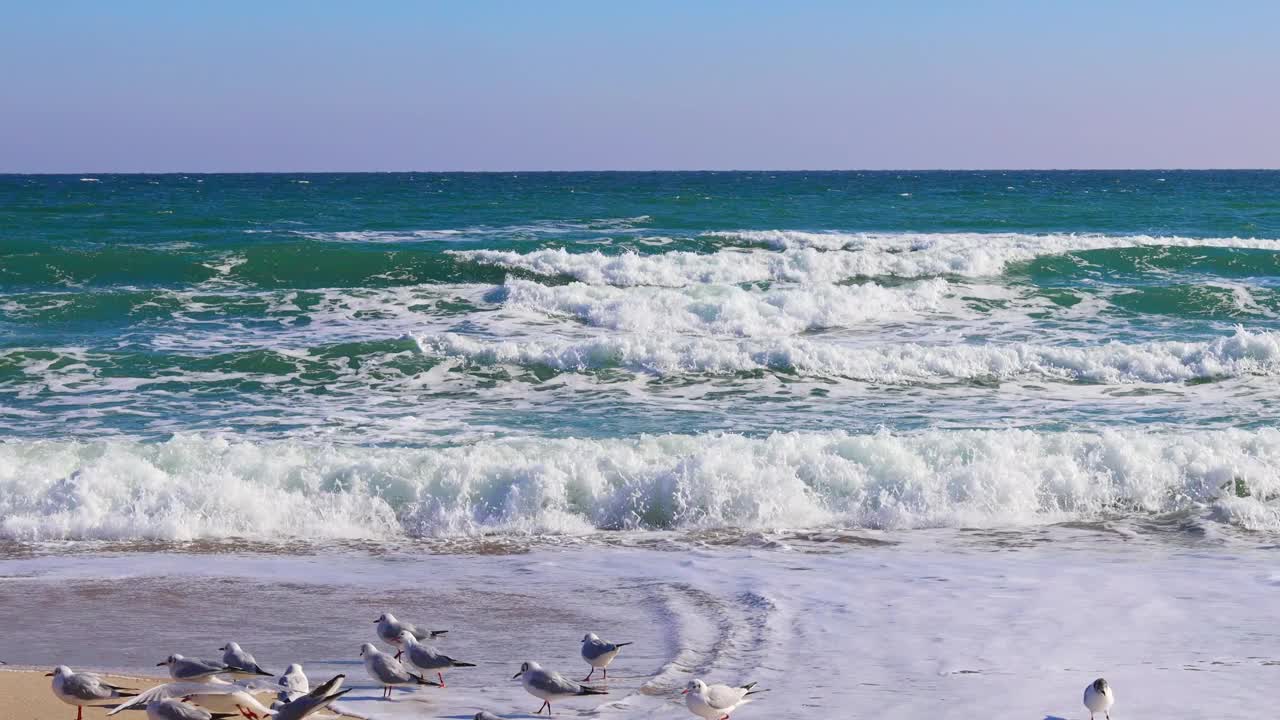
0,670,163,720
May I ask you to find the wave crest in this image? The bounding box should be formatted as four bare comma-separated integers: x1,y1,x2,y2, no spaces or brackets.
4,429,1280,541
417,327,1280,383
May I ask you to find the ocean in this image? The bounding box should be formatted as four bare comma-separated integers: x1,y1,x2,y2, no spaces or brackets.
3,171,1280,718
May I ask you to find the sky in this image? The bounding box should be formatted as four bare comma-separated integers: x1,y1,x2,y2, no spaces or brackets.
2,1,1278,172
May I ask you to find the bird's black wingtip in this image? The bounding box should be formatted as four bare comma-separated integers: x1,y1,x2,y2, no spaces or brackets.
579,686,608,696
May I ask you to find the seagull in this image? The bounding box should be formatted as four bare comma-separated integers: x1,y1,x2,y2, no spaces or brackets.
375,612,447,659
513,661,606,715
682,679,763,720
47,666,138,720
398,630,476,687
218,643,272,677
145,699,236,720
1084,678,1114,720
276,664,309,703
157,655,234,681
580,633,632,681
271,674,352,720
360,642,439,699
108,680,275,720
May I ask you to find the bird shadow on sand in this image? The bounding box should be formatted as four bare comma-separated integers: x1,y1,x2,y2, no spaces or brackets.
1044,715,1069,720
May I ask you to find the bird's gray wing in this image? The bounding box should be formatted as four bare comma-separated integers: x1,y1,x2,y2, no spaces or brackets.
273,688,352,720
152,699,215,720
409,645,449,670
371,655,410,683
175,657,228,678
64,673,115,701
581,640,612,660
530,670,583,696
705,684,748,710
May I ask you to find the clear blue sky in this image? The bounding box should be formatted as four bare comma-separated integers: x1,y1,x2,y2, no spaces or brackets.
3,1,1277,171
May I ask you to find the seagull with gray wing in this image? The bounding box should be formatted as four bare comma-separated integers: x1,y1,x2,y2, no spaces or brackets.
398,630,476,687
513,661,606,715
218,642,272,677
360,642,439,699
375,612,448,659
271,674,352,720
47,666,138,720
580,632,632,681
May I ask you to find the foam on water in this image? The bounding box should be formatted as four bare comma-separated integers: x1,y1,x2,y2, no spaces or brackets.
497,277,957,336
419,326,1280,382
455,233,1280,284
4,428,1280,542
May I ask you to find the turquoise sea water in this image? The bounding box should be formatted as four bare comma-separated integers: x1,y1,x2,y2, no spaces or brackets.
4,171,1280,542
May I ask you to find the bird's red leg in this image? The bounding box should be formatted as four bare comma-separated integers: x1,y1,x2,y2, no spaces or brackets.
438,671,446,687
603,668,608,680
77,708,83,720
582,668,594,682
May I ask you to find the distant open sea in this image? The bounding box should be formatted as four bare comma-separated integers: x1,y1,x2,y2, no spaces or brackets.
3,170,1280,545
7,172,1280,720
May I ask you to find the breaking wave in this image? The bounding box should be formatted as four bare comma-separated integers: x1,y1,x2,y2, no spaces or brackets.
417,327,1280,383
4,428,1280,541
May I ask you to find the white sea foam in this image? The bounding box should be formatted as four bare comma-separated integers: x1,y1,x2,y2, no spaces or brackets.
292,216,654,243
497,277,956,336
3,428,1280,541
454,232,1280,284
418,326,1280,383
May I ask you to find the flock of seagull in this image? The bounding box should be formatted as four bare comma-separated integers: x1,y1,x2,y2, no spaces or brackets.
41,611,772,720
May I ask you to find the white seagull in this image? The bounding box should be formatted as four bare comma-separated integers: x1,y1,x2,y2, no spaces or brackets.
512,661,607,715
47,666,138,720
683,679,763,720
218,642,272,677
360,642,438,699
276,663,309,703
1083,678,1115,720
579,632,632,681
271,674,352,720
374,612,448,659
398,630,477,687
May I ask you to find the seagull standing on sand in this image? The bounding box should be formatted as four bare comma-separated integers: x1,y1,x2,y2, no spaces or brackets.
276,663,309,703
398,630,476,687
1084,678,1115,720
218,642,272,677
580,632,632,681
682,679,763,720
47,666,137,720
271,674,352,720
360,642,438,699
513,661,607,715
375,612,448,659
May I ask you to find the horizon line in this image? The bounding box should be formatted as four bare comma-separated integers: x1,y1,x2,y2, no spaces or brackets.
4,168,1280,176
